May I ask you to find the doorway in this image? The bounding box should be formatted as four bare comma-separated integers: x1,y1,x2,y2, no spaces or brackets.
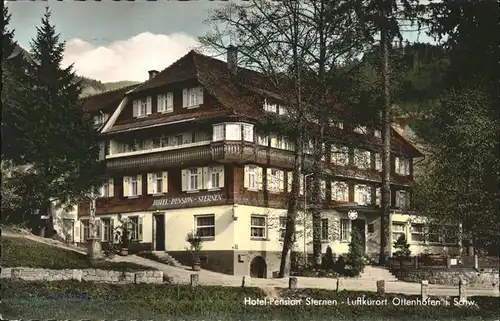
351,219,366,255
154,214,165,251
250,256,267,278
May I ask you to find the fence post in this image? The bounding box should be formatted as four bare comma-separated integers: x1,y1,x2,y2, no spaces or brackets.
376,280,385,295
459,279,467,302
473,255,479,270
336,278,340,292
289,277,297,289
190,274,199,287
413,256,419,268
241,276,245,287
421,280,429,300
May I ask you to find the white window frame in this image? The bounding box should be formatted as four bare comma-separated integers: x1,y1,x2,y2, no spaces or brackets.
195,215,215,239
212,124,224,142
321,218,329,241
396,190,410,209
102,218,113,242
225,123,242,141
354,126,367,134
248,166,258,190
279,217,286,240
410,223,425,243
257,133,268,146
129,216,140,241
129,176,138,197
158,92,174,113
250,215,267,239
375,153,382,171
356,184,371,205
340,219,350,242
188,168,198,191
263,99,277,113
242,124,254,142
210,167,222,189
138,98,148,117
268,168,282,192
428,225,441,244
392,223,406,242
81,219,90,241
331,181,349,202
99,182,109,198
331,145,349,166
152,172,163,194
396,157,410,176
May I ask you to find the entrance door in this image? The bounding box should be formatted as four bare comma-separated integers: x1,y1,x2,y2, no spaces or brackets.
250,256,267,278
351,219,366,255
154,214,165,251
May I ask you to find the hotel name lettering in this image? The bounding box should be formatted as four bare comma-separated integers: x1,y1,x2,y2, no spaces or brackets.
153,194,223,207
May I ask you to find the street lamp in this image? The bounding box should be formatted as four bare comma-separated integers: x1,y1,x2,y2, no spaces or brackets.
87,187,103,262
303,172,313,264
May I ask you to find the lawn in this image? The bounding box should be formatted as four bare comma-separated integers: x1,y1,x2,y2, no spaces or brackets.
1,280,498,320
0,236,154,271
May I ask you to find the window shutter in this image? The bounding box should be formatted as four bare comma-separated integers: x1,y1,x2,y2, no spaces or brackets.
203,167,210,189
196,87,204,105
331,182,338,200
181,169,187,191
182,88,188,107
196,167,203,190
132,100,138,117
137,174,143,195
123,177,129,197
147,173,153,194
80,222,84,241
376,188,381,205
257,167,263,190
354,185,359,203
146,96,152,115
75,220,80,239
243,166,249,188
166,92,174,111
218,166,224,188
299,174,304,195
161,172,168,193
287,172,293,192
157,95,164,112
138,217,143,241
406,160,410,175
395,157,400,174
108,178,114,197
110,219,115,243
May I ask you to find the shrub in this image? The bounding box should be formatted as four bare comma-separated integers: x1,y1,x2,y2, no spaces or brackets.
393,234,411,263
346,229,365,276
321,246,335,270
334,255,346,275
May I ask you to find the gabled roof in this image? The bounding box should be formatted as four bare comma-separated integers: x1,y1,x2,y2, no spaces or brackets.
81,84,140,113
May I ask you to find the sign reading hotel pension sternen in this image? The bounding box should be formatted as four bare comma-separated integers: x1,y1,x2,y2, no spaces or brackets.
151,193,224,208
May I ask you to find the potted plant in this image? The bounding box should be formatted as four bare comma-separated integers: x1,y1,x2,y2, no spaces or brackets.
115,216,131,256
186,231,203,271
102,242,116,259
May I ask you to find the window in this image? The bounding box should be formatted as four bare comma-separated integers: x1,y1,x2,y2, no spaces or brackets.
280,137,294,151
320,180,326,200
267,168,283,192
395,157,410,175
428,225,440,243
269,133,279,148
99,182,109,197
250,215,267,239
279,217,287,240
278,105,288,115
321,218,329,241
354,126,367,134
128,216,141,241
183,87,203,108
81,220,90,241
375,187,381,206
247,166,258,190
173,135,183,146
354,149,371,169
157,92,173,113
375,153,382,171
209,166,223,189
331,145,349,166
152,173,163,194
410,224,424,243
243,124,254,142
93,113,109,127
392,223,406,241
396,190,410,209
152,138,161,149
331,181,349,202
101,218,113,242
188,168,198,191
138,98,148,117
356,185,371,205
225,123,241,140
340,219,350,241
263,100,277,113
129,176,138,197
257,133,268,146
443,226,459,244
213,124,224,141
303,140,314,154
195,215,215,238
374,129,381,138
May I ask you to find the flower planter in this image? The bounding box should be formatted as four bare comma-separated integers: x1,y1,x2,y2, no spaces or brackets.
192,262,201,271
120,248,128,256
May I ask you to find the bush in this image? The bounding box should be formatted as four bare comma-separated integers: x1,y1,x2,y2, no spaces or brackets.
334,255,346,275
346,229,365,276
321,246,335,270
393,235,411,262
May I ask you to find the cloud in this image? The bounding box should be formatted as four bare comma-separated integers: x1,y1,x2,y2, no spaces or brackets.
62,32,200,83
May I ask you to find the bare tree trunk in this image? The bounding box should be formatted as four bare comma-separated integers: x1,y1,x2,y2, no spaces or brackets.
379,6,391,266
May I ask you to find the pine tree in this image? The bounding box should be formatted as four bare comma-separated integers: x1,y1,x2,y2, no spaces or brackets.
393,234,411,264
10,7,104,235
347,229,365,277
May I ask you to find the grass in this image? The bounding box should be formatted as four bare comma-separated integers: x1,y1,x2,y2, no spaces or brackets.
1,280,498,320
0,236,154,271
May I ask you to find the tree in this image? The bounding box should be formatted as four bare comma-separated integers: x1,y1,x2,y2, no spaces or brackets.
347,229,365,276
4,7,104,235
393,234,411,263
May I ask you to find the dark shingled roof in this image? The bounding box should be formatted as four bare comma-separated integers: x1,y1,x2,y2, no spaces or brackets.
81,84,140,113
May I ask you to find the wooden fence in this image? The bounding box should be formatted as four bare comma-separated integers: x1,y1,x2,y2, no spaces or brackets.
390,255,500,269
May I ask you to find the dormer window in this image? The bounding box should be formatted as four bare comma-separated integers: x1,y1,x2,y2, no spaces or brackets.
133,97,152,118
182,87,203,109
157,92,174,113
263,99,277,113
93,113,109,127
354,126,367,134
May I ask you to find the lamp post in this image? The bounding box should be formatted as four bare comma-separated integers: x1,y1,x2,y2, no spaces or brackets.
303,172,313,265
87,187,103,262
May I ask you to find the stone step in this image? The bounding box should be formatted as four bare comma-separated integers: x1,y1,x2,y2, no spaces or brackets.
151,252,183,267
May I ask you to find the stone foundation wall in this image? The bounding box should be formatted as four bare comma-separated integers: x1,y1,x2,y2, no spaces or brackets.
392,267,499,287
0,267,163,284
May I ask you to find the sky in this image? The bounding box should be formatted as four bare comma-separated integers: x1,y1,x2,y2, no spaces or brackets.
6,0,433,83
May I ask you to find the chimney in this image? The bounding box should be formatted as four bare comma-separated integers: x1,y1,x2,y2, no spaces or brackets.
227,45,237,75
148,70,159,80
